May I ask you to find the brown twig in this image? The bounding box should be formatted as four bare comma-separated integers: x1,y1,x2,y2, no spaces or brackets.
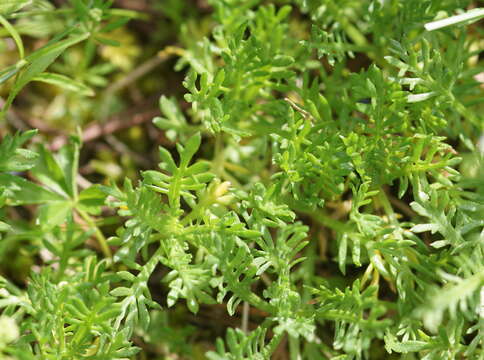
388,194,416,218
48,46,183,151
105,53,169,95
49,105,159,151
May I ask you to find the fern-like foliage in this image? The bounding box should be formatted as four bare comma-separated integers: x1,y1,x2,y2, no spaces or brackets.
0,0,482,359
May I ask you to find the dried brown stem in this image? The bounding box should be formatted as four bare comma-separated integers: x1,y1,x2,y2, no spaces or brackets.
49,105,159,151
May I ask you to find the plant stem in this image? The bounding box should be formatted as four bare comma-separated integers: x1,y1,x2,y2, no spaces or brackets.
264,333,284,358
213,133,225,177
241,301,250,333
377,189,397,225
77,209,112,258
288,334,301,360
310,209,347,232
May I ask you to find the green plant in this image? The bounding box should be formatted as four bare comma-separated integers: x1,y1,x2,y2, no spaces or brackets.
0,1,483,359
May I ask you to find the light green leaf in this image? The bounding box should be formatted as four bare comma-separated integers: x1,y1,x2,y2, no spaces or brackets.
407,92,437,103
110,287,132,297
37,201,73,228
0,221,11,232
77,185,107,215
0,173,65,204
1,32,89,117
180,132,201,168
425,8,484,31
56,138,80,198
385,333,429,353
31,146,70,198
0,14,24,59
32,72,94,96
0,0,31,15
0,129,38,172
0,63,24,85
